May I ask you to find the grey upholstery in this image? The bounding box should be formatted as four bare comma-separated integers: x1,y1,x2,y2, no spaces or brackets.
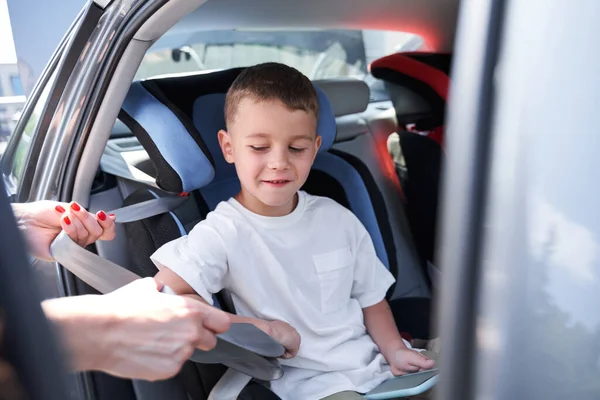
314,78,370,117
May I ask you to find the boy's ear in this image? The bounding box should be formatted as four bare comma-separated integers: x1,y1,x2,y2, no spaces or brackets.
218,129,234,163
313,135,322,159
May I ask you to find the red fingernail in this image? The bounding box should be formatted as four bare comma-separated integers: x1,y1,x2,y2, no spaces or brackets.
71,203,81,211
97,211,107,221
55,205,66,213
109,213,115,218
64,216,71,225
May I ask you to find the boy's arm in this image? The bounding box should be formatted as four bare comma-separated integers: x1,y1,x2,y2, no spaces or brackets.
155,266,300,358
364,299,435,375
363,299,408,358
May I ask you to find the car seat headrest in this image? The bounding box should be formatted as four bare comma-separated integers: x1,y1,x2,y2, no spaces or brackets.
313,78,370,117
128,66,336,186
119,81,215,193
370,52,452,126
314,85,337,150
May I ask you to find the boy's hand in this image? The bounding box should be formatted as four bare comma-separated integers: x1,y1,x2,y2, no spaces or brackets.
267,320,301,359
390,348,435,376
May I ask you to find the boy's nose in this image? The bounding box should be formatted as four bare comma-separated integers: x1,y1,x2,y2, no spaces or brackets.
267,151,290,170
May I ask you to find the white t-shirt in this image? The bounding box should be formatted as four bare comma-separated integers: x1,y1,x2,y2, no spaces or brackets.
151,191,396,400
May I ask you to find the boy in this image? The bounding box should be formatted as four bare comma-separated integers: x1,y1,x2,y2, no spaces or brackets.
152,62,434,400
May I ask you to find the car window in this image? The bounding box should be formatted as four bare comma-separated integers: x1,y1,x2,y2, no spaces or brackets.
135,29,423,81
0,64,26,155
10,75,24,96
7,68,59,186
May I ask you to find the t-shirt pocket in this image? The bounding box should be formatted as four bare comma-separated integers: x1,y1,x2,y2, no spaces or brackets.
313,248,354,314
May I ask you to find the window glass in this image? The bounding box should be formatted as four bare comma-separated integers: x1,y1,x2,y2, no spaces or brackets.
135,29,423,81
7,68,59,185
10,75,24,96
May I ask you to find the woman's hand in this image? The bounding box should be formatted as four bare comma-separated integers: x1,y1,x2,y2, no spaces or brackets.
12,201,116,261
42,278,231,380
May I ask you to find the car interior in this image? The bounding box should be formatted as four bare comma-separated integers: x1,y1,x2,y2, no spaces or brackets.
58,0,460,398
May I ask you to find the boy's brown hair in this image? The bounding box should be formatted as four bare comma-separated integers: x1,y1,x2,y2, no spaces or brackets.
224,62,319,129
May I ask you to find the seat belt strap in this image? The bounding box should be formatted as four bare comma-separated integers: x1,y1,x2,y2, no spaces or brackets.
208,368,253,400
51,230,140,293
110,195,189,223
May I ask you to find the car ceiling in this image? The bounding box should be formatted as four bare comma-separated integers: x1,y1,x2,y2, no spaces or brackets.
165,0,460,52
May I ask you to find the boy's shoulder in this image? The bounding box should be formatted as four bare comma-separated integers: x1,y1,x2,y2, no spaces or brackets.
191,199,242,230
304,191,342,208
303,192,359,222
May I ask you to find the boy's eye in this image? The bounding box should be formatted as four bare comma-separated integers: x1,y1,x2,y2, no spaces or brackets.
289,147,306,153
249,145,268,152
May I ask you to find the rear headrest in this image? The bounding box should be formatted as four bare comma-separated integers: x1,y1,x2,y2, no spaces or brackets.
313,78,370,117
370,52,451,126
120,81,215,193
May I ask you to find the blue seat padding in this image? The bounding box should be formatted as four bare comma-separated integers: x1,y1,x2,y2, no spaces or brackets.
121,82,214,193
313,85,337,152
190,93,240,208
202,178,242,210
312,153,389,268
192,94,237,181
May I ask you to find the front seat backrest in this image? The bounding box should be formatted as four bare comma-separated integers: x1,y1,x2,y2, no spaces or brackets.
371,52,451,267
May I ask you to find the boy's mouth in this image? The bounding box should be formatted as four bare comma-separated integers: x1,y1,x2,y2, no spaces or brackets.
262,179,292,187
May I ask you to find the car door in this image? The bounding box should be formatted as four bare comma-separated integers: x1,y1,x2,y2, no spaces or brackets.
436,0,600,399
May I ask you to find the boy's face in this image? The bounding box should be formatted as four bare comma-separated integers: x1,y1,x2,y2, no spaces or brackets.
218,98,321,215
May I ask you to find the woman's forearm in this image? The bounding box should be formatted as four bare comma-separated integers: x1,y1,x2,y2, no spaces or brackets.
41,278,231,381
41,295,113,372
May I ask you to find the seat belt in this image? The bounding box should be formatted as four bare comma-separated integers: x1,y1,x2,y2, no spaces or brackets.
110,195,190,223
